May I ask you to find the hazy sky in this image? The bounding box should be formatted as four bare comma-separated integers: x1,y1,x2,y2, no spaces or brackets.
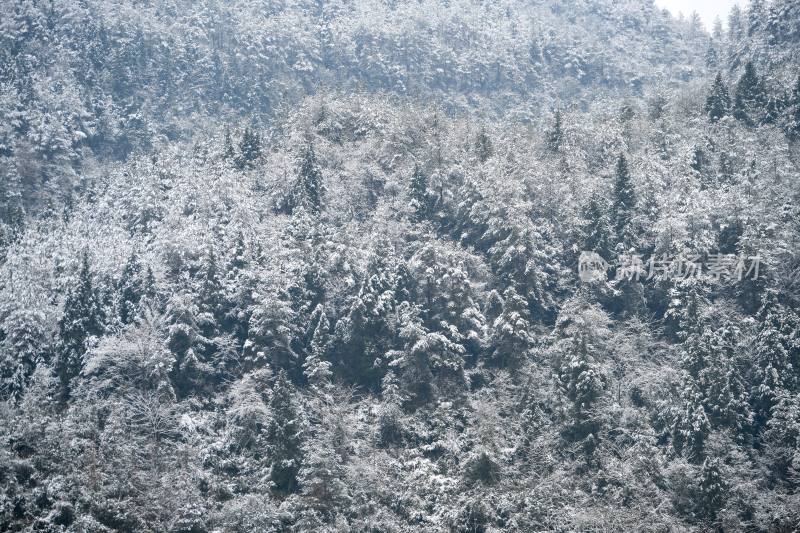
655,0,744,31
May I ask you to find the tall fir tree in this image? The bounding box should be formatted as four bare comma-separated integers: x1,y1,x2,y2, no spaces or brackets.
266,370,304,494
298,143,323,214
705,72,731,122
733,61,766,125
117,252,144,326
546,110,563,152
409,163,430,222
55,252,104,402
237,127,262,169
610,154,636,247
0,310,48,403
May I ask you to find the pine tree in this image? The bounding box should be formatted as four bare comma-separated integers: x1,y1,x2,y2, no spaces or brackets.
474,128,493,162
751,291,798,432
244,292,300,378
698,458,727,523
761,392,800,487
0,310,48,403
117,252,144,325
409,163,430,222
55,251,104,402
611,154,636,247
302,304,332,392
673,386,711,463
237,127,262,169
552,297,610,441
298,427,350,522
747,0,766,36
489,287,533,368
728,5,744,40
578,196,612,259
222,127,235,162
267,370,303,494
546,110,563,152
705,72,731,122
733,61,766,125
298,143,323,214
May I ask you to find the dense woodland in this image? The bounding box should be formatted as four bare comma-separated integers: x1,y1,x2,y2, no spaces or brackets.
1,0,800,531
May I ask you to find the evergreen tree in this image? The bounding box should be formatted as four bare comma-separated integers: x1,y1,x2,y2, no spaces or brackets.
298,143,323,214
733,61,766,125
728,4,744,40
705,72,731,122
610,154,636,247
237,127,262,169
117,252,144,326
222,127,236,162
489,287,533,368
409,163,430,222
244,292,300,378
266,370,304,494
698,457,727,523
302,304,333,393
761,392,800,487
298,426,350,522
551,297,610,441
474,128,493,162
55,252,104,402
578,196,612,259
0,310,48,403
751,291,799,432
546,110,563,152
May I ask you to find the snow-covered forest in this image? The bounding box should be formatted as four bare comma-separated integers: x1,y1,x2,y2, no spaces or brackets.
1,0,800,530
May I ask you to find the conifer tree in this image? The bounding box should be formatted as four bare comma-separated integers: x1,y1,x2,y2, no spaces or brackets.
474,128,493,162
298,143,323,214
578,196,612,259
611,154,636,247
117,252,144,325
698,457,727,523
55,251,104,402
409,163,430,222
705,73,731,122
0,310,48,403
222,127,236,162
546,110,563,152
267,370,303,494
751,291,798,432
733,61,766,125
237,127,262,169
303,304,332,393
551,297,610,441
489,287,533,368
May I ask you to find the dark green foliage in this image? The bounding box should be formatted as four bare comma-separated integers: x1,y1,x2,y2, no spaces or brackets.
237,127,262,169
117,252,144,325
266,370,303,494
297,143,323,214
733,62,767,126
474,129,493,162
409,163,430,222
611,154,636,247
0,310,48,403
705,72,731,122
55,252,104,402
751,291,799,433
546,110,563,152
